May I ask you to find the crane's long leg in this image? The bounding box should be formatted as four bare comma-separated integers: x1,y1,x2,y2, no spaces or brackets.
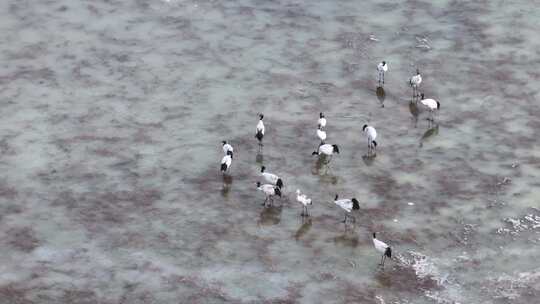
380,254,385,266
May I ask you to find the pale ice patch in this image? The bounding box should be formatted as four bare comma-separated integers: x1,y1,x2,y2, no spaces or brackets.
397,251,442,283
396,251,466,303
497,209,540,234
485,269,540,300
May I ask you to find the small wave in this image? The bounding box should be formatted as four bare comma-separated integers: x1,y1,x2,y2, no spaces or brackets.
497,208,540,234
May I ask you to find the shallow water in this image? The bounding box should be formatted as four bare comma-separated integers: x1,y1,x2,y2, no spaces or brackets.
0,0,539,303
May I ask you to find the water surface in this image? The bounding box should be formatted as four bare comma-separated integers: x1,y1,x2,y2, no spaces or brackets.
0,0,539,303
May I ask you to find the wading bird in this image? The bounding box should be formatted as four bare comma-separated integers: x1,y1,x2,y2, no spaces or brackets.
317,127,327,144
296,189,313,217
419,93,440,121
318,112,327,129
220,150,233,173
373,232,392,267
377,61,388,84
222,141,233,157
362,124,378,155
332,194,360,223
410,69,422,98
312,144,340,164
260,166,284,189
256,181,281,207
255,114,265,147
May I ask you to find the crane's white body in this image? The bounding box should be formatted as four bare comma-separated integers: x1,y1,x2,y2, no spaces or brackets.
260,166,283,188
377,62,388,84
222,143,233,155
410,72,422,97
331,195,359,223
262,172,279,184
334,199,354,213
377,62,388,73
296,190,312,207
363,125,378,154
317,144,334,156
419,95,440,122
410,73,422,88
318,117,327,129
373,233,392,267
373,237,389,254
221,154,232,172
257,182,281,206
258,183,276,195
317,129,327,142
420,98,438,111
296,189,312,216
256,120,265,135
364,126,377,142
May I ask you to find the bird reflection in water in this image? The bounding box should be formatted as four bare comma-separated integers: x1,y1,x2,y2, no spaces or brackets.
312,155,332,176
333,231,359,247
409,99,419,128
312,157,338,183
376,86,386,108
221,174,233,197
419,124,439,148
258,205,282,226
294,218,312,241
362,153,376,166
255,151,263,165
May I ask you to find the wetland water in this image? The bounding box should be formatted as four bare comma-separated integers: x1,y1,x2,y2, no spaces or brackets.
0,0,539,303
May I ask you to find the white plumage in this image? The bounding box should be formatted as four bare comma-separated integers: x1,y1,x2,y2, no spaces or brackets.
256,120,265,135
373,236,389,253
255,114,265,145
333,197,358,213
420,94,440,110
420,94,440,121
220,151,232,172
318,112,327,129
222,141,233,155
313,144,339,156
410,71,422,87
257,181,281,206
317,128,327,143
373,232,392,266
410,69,422,97
362,124,378,154
377,61,388,73
258,183,276,194
377,61,388,84
260,166,283,188
332,194,360,223
296,189,312,216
